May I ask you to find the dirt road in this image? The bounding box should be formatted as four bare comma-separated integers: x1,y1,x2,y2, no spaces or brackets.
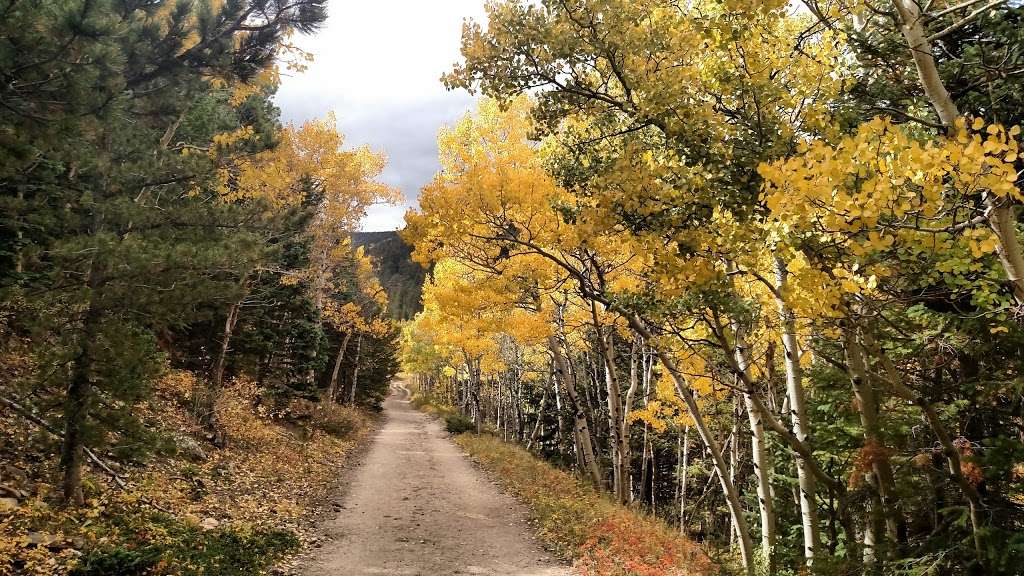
300,387,571,576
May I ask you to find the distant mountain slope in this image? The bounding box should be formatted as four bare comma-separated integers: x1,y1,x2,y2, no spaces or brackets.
352,230,427,321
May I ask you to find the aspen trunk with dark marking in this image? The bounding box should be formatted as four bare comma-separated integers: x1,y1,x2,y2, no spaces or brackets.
892,0,1024,305
625,314,756,575
325,331,352,403
843,325,900,560
549,333,605,489
679,424,690,535
349,332,363,405
593,302,629,504
774,257,821,564
526,388,547,451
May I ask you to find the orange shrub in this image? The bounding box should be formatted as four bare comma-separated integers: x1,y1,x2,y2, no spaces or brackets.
455,434,714,576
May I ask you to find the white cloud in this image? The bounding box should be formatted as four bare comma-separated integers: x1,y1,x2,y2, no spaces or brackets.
361,202,415,233
275,0,488,232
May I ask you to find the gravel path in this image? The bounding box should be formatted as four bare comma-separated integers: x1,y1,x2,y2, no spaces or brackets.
300,387,571,576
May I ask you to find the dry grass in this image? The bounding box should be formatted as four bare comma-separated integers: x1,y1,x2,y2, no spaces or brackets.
456,433,715,576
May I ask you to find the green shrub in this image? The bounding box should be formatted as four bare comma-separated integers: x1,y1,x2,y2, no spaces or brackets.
444,412,476,434
285,398,367,438
409,394,431,409
72,546,161,576
71,515,300,576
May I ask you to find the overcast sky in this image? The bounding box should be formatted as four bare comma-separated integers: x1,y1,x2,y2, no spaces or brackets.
274,1,488,232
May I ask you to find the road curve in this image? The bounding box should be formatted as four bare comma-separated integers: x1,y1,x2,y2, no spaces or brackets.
300,386,571,576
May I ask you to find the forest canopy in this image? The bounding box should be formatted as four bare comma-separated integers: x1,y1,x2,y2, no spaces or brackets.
401,1,1024,575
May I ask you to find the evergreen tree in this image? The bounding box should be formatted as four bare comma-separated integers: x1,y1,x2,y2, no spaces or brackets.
0,0,328,505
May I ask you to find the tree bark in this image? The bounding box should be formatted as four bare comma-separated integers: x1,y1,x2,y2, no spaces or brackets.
325,331,352,403
592,302,629,504
526,388,547,451
892,0,1024,304
726,311,777,568
61,269,103,506
843,324,901,559
549,334,605,489
201,300,241,447
624,337,642,504
491,377,499,434
348,332,363,405
862,331,987,566
774,257,821,564
625,315,756,575
679,424,690,535
553,373,567,455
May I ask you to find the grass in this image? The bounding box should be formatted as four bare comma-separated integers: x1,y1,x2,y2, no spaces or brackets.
454,433,716,576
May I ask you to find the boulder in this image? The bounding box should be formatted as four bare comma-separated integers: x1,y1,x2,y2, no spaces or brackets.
176,435,207,461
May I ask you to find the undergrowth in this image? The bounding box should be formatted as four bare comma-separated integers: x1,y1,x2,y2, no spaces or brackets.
455,433,716,576
0,370,372,575
70,512,299,576
408,394,476,433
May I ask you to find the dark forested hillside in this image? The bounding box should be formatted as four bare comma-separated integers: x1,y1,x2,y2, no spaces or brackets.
352,230,427,320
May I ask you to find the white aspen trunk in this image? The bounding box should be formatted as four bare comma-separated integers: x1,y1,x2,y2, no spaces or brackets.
679,424,690,535
553,374,567,453
774,257,821,564
649,438,656,510
843,325,900,556
325,331,352,403
986,203,1024,304
732,318,777,566
496,378,504,439
622,337,642,504
625,315,756,575
639,346,654,505
863,499,878,567
730,405,740,551
305,244,330,387
512,378,520,439
549,334,605,488
348,333,363,405
203,299,241,448
593,303,628,504
472,361,483,434
603,341,626,504
526,388,547,451
212,302,240,393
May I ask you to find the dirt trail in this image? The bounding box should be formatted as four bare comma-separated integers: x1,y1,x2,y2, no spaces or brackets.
300,386,571,576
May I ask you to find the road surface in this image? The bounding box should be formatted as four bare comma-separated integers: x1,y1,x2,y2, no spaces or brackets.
300,387,571,576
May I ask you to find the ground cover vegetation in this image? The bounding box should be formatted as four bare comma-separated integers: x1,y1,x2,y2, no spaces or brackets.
457,430,716,576
401,2,1024,574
